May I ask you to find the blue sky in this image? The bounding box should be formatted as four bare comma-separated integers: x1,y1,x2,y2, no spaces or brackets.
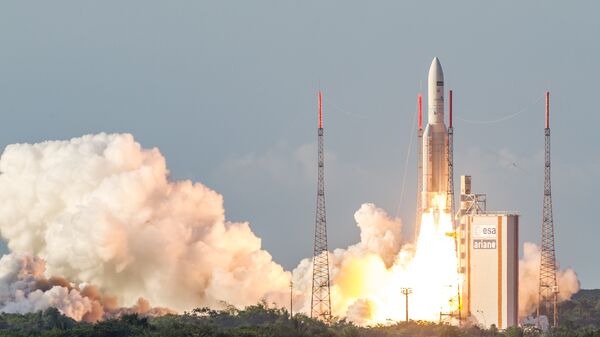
0,1,599,287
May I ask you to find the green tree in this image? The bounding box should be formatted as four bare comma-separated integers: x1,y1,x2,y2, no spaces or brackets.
506,326,524,337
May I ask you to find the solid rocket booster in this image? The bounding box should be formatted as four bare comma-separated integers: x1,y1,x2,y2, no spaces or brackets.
422,57,449,211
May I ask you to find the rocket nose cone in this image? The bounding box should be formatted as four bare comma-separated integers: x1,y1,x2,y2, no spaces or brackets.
429,57,444,81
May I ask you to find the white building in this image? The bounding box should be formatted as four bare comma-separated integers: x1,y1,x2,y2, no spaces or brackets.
457,176,519,329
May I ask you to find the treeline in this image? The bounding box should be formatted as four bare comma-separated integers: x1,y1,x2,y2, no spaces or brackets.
559,289,600,328
0,299,599,337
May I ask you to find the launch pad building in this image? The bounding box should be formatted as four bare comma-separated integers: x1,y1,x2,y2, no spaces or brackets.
457,176,519,329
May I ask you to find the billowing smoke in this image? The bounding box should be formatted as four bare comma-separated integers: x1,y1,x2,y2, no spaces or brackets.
294,203,457,323
0,253,91,321
518,242,579,319
0,133,581,324
0,133,291,320
291,203,407,321
0,253,172,321
292,204,581,323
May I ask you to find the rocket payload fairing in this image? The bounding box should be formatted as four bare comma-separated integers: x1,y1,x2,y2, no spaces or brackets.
421,57,449,212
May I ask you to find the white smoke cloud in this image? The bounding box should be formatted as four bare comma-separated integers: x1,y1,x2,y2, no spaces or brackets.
353,204,404,267
5,286,93,321
0,133,581,325
518,242,580,319
292,203,405,321
293,204,581,324
0,253,174,321
0,133,291,318
0,254,93,321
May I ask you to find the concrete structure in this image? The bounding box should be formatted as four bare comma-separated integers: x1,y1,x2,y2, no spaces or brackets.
457,176,519,329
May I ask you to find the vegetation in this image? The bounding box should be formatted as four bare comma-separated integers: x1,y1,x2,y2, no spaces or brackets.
559,289,600,329
0,292,598,337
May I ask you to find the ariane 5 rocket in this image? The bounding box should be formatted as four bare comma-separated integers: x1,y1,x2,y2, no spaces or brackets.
421,57,449,212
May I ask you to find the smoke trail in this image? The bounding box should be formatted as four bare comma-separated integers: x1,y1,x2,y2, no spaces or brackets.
0,133,291,319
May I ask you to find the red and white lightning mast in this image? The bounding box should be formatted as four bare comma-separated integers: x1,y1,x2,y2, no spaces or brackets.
311,91,332,322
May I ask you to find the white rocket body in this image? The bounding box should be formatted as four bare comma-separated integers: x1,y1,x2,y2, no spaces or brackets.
422,57,449,211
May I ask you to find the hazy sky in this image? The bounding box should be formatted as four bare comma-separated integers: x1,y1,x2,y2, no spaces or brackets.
0,1,599,288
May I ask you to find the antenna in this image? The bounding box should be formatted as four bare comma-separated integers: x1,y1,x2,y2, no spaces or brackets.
537,91,559,328
311,90,332,322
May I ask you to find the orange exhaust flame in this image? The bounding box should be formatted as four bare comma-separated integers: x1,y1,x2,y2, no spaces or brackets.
329,194,460,324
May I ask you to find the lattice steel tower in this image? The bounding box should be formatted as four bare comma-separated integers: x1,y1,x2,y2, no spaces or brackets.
447,90,462,323
537,91,558,328
447,90,455,221
311,91,332,321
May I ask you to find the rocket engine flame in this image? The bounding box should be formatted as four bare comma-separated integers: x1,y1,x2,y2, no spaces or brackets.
295,195,460,324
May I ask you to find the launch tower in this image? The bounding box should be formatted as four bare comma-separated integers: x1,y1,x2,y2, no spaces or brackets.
311,91,332,322
415,94,423,239
537,92,559,328
447,90,455,221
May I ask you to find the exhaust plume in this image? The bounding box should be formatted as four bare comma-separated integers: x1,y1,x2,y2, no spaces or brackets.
0,133,580,325
518,242,579,319
0,133,291,319
0,253,172,321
